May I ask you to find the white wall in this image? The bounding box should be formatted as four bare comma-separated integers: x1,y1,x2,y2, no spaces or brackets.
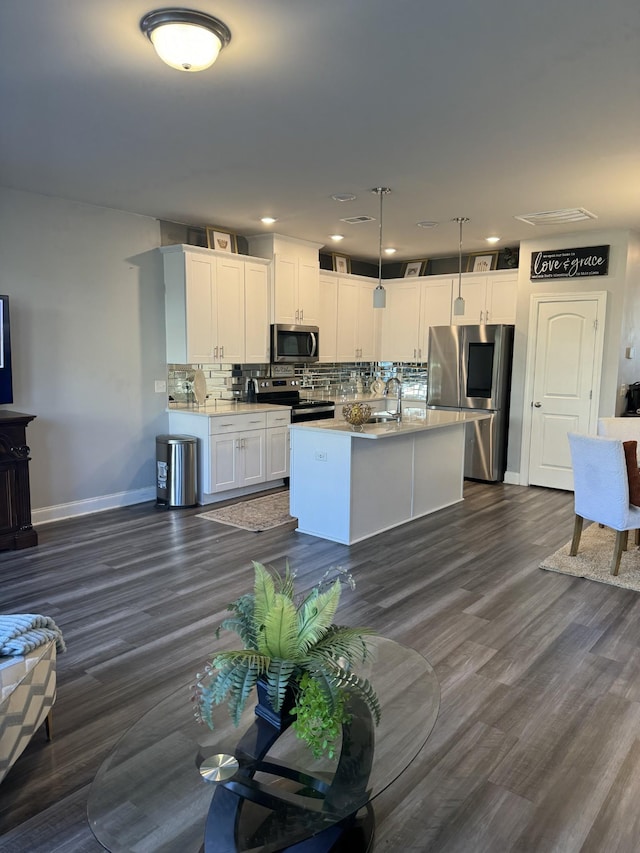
507,228,636,479
0,187,168,520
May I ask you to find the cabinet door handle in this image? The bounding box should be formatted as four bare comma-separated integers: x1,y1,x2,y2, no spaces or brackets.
295,309,299,322
235,439,241,449
220,345,224,358
300,309,304,321
213,346,218,359
249,419,261,424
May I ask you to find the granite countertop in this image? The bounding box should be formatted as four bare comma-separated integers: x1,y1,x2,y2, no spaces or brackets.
289,408,490,439
168,401,290,416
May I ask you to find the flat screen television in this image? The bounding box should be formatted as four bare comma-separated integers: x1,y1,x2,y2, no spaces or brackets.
0,295,13,404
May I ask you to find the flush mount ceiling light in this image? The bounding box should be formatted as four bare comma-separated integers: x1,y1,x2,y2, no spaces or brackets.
485,236,500,244
330,193,357,202
452,217,469,317
260,216,277,225
372,187,391,309
330,234,344,241
140,8,231,72
384,247,397,255
416,220,438,229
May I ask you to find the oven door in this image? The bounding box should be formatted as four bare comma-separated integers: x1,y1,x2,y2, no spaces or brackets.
271,325,319,363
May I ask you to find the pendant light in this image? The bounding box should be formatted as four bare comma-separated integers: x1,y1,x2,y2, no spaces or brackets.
372,187,391,309
452,217,469,316
140,9,231,72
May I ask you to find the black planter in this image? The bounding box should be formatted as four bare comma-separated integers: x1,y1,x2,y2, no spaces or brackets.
255,675,297,732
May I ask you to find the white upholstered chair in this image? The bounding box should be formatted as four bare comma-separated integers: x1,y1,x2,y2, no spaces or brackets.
567,432,640,576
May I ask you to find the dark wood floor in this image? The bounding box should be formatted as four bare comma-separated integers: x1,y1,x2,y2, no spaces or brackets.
2,482,640,851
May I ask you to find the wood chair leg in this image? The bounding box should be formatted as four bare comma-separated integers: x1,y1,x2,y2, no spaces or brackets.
569,515,584,556
611,530,627,576
635,529,640,547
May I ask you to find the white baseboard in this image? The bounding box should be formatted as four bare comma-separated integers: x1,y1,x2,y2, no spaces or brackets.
503,470,521,485
33,486,156,525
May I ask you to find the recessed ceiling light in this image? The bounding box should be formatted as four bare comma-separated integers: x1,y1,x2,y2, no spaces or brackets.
330,234,344,241
416,221,438,229
485,236,500,244
331,193,357,202
384,247,397,255
260,216,277,225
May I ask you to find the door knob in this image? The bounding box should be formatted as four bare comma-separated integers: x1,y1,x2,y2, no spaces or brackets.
534,402,542,408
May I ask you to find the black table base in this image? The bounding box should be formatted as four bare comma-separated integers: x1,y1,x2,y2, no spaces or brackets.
204,694,375,853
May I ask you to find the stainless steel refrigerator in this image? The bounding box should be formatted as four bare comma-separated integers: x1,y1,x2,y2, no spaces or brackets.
426,324,514,481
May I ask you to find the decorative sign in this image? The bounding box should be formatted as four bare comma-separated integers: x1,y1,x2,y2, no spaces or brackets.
530,245,610,280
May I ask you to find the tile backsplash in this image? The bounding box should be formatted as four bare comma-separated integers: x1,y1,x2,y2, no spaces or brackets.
168,362,428,405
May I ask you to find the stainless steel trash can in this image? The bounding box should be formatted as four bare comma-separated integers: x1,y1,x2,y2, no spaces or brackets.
156,435,197,507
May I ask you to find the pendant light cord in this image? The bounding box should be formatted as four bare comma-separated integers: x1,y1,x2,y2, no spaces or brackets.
378,190,383,288
453,216,469,298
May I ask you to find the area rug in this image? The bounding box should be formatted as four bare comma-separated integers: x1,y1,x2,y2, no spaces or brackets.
196,491,296,532
540,523,640,592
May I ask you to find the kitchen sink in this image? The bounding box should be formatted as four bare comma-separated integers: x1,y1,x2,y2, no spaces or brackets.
366,412,402,424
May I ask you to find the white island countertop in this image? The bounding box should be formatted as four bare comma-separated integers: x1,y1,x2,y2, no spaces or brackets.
289,407,490,545
290,408,490,438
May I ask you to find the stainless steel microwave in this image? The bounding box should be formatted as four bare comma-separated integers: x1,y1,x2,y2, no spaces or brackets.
270,324,319,363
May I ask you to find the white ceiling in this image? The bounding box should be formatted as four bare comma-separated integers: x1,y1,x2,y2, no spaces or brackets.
1,1,639,261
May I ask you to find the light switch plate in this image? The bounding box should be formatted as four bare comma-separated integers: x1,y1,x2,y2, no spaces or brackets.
155,380,167,393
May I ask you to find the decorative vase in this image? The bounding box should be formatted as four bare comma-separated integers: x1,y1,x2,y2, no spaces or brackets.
255,675,297,733
342,402,372,430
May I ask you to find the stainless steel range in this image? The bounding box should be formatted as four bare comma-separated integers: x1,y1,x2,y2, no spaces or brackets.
249,377,335,423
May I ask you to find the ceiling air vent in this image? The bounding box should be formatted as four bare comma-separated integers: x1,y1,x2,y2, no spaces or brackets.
514,208,597,226
340,215,376,224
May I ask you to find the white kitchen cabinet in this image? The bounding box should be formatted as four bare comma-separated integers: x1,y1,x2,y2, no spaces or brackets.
266,410,291,480
161,245,270,364
452,271,517,325
318,274,338,363
168,407,290,503
210,429,265,491
336,276,376,361
381,277,452,361
246,233,323,326
208,411,268,493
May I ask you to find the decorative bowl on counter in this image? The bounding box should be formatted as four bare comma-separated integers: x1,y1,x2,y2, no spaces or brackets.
342,402,372,429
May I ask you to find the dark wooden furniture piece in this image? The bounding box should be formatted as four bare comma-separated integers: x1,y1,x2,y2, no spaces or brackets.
0,410,38,550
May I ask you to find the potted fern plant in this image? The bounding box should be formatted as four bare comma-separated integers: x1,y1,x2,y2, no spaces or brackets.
194,561,380,759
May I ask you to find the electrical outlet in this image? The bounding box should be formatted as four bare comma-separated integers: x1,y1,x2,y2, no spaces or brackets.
155,380,167,393
314,451,327,462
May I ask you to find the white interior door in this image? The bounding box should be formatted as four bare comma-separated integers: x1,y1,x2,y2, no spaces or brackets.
528,296,604,490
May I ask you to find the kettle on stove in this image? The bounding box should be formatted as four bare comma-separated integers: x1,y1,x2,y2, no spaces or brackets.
626,382,640,413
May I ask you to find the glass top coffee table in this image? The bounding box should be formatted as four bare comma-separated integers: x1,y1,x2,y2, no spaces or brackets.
88,637,440,852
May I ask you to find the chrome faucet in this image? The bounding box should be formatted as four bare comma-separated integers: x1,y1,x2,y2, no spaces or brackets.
384,376,402,419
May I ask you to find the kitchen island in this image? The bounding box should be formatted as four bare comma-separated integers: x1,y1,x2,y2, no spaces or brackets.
289,409,490,545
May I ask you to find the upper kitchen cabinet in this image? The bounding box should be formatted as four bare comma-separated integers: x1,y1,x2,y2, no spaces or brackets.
381,277,453,362
318,273,338,363
247,233,323,325
161,245,270,364
451,271,518,326
335,275,377,362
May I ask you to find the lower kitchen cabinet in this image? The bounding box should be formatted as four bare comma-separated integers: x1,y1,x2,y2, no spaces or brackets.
210,429,265,492
167,407,291,504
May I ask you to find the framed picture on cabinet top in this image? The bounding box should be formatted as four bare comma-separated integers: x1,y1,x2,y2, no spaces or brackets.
403,259,428,278
206,226,238,253
332,253,351,274
467,251,499,273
